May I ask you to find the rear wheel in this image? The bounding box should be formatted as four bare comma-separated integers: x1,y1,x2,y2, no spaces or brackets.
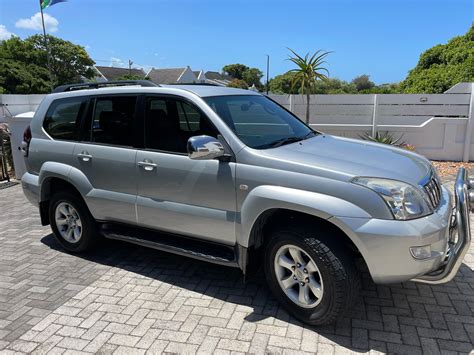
264,225,360,325
49,192,97,253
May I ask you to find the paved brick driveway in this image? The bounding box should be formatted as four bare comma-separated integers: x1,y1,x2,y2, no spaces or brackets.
0,178,473,354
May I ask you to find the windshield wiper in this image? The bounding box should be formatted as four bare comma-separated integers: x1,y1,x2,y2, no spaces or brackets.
301,131,318,139
269,136,304,148
267,131,317,148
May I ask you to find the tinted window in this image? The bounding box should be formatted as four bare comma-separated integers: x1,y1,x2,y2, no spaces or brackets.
43,97,87,140
145,97,217,153
204,95,314,149
88,96,137,146
177,101,202,132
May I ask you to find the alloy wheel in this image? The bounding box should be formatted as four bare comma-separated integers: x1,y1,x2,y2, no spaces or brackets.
55,202,82,244
274,244,324,308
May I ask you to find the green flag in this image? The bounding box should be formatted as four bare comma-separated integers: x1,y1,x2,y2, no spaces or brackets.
40,0,67,10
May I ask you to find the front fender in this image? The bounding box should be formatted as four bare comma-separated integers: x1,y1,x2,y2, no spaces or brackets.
238,185,371,247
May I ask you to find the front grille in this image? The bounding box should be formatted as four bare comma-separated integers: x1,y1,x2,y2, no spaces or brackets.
423,174,442,209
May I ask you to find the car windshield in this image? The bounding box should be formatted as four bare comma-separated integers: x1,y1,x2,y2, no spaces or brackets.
204,95,317,149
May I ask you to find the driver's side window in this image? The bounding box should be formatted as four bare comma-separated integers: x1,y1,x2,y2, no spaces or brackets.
145,97,218,154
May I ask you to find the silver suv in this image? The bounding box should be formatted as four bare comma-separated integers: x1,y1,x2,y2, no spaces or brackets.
21,81,472,325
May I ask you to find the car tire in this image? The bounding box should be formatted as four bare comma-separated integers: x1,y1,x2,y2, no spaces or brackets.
49,191,97,253
264,224,360,325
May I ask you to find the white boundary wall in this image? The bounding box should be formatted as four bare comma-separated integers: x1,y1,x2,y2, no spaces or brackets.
0,95,45,122
269,83,474,162
1,83,474,167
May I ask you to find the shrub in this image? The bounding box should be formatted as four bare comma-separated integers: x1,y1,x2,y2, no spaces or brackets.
361,131,406,146
401,24,474,93
0,123,14,180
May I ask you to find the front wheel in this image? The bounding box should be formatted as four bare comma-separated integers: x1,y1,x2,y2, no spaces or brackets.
264,225,360,325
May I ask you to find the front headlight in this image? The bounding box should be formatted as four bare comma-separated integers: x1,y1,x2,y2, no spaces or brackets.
352,177,432,220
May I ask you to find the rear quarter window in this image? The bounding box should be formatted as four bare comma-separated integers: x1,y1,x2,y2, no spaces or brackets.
43,97,87,141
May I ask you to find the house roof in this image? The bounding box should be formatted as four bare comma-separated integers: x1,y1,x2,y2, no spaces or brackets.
205,71,233,81
94,66,146,80
147,68,187,84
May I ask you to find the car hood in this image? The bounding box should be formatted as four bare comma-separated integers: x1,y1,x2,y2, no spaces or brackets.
258,134,432,185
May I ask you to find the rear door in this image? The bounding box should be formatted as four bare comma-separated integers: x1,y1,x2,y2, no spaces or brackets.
71,94,140,224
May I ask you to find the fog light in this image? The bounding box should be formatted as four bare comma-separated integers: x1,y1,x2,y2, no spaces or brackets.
410,245,432,260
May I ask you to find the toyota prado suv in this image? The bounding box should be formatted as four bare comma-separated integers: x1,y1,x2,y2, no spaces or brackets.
21,80,471,325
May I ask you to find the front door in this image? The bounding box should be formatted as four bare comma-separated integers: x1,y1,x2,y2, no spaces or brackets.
135,96,236,245
71,94,139,224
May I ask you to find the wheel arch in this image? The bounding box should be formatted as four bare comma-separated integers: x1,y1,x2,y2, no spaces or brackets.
238,186,371,276
238,185,370,248
38,162,93,225
247,208,363,256
39,162,93,202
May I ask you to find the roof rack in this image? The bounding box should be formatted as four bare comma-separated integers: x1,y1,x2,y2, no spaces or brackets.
52,80,159,93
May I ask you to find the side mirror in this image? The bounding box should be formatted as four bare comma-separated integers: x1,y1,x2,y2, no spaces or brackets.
187,135,225,160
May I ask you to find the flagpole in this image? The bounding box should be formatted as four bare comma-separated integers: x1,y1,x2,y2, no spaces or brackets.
39,2,53,90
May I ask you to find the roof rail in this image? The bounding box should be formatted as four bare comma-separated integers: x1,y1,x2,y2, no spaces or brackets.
52,80,159,93
167,83,220,86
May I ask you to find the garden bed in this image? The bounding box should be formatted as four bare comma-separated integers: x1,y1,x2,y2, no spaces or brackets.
431,161,474,178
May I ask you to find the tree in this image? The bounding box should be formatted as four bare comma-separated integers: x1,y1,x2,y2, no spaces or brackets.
269,72,401,95
351,74,375,91
269,72,300,94
227,79,248,89
242,68,264,89
401,24,474,93
312,77,356,94
0,35,95,93
222,63,264,89
0,59,51,94
222,64,248,80
114,74,146,81
0,37,51,93
287,48,330,124
27,35,95,86
365,82,401,94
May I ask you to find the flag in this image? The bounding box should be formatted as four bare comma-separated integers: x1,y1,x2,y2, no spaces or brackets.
40,0,67,10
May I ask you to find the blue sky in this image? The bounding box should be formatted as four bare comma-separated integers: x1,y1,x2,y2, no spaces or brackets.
1,0,473,84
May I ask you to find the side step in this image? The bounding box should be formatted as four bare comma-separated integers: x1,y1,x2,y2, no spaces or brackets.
99,224,239,267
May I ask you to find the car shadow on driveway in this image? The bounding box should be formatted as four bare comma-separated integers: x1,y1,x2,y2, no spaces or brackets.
41,233,474,354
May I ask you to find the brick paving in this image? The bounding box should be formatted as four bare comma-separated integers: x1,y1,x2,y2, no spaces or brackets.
0,177,472,354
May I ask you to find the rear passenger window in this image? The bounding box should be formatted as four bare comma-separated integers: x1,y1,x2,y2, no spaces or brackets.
88,96,137,146
43,97,87,141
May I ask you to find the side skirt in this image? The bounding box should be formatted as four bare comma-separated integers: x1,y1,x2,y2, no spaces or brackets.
99,223,243,268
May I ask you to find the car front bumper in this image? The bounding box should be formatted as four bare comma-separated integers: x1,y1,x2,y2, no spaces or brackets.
333,168,472,284
411,167,472,284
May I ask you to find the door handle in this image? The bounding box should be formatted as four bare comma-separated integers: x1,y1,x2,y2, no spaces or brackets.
138,160,157,171
77,152,92,162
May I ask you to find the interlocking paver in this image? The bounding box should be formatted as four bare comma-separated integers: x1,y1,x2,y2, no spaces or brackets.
0,176,473,354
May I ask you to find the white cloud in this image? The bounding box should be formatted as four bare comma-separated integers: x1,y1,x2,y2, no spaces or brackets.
0,25,15,40
110,57,125,67
15,12,59,33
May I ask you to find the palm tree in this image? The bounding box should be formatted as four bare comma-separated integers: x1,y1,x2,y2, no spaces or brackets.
287,48,330,124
